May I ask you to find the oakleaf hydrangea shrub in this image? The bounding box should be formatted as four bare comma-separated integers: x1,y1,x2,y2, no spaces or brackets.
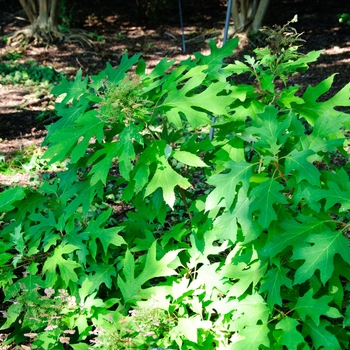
1,22,350,349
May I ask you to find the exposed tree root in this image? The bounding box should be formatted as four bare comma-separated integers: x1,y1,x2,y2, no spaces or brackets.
7,26,93,48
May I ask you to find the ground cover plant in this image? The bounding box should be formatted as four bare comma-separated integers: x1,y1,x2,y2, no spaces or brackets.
0,21,350,349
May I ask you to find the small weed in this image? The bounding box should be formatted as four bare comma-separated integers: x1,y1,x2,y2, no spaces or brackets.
339,13,350,25
0,145,66,175
0,59,65,87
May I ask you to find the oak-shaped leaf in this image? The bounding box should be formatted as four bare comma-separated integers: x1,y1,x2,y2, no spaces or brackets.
89,54,141,89
205,161,253,211
313,181,350,212
233,324,270,350
304,318,342,350
117,241,182,303
43,110,105,164
87,263,117,290
274,317,305,350
0,187,26,212
51,68,88,105
260,266,292,308
246,105,291,155
161,66,232,128
295,289,336,326
293,231,350,285
284,149,321,186
42,244,81,287
250,178,287,228
82,209,125,260
261,217,327,258
144,153,190,209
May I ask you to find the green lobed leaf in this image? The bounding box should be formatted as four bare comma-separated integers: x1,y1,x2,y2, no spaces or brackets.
221,260,267,299
260,265,293,308
295,75,350,127
205,161,253,211
43,110,105,164
261,217,327,258
293,231,350,284
161,65,232,128
295,289,334,326
233,323,270,350
173,150,208,167
115,124,144,180
213,187,260,243
246,105,291,155
42,244,81,287
82,209,125,259
284,149,321,186
118,242,182,302
275,317,305,350
51,68,88,104
249,178,287,228
87,263,117,290
0,187,26,212
144,152,190,209
89,55,141,89
313,181,350,212
304,319,342,350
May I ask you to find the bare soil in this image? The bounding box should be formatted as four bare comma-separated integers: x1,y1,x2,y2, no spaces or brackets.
0,0,349,160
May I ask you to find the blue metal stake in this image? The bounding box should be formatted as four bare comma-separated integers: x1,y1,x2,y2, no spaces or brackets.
178,0,186,52
210,0,233,140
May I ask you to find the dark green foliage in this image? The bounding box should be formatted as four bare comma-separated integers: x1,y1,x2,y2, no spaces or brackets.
1,27,350,349
0,54,65,86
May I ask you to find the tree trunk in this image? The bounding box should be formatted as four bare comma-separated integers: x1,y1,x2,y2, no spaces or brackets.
231,0,270,34
18,0,60,40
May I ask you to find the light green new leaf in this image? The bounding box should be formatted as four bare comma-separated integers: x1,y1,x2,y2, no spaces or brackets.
190,262,227,297
250,178,287,228
118,242,182,302
313,181,350,212
0,187,26,212
293,231,350,284
71,343,90,350
275,317,305,350
206,161,253,211
42,244,81,287
145,154,190,209
304,319,342,350
260,266,292,308
173,150,208,167
284,149,321,186
176,315,211,343
233,323,270,350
